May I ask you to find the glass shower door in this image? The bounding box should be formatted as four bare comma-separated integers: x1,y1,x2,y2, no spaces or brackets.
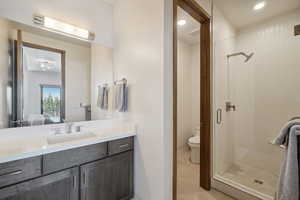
213,10,300,199
212,0,300,199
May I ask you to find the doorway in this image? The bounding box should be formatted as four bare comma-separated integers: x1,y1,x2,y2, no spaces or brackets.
173,0,211,199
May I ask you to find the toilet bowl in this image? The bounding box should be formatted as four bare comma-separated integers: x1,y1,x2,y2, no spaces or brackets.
188,126,200,164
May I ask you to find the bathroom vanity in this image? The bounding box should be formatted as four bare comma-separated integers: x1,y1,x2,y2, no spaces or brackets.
0,6,135,199
0,121,135,200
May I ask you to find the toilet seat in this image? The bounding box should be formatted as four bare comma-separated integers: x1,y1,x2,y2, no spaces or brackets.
188,135,200,144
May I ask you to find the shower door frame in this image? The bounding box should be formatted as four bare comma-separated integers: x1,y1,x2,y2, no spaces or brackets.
173,0,211,199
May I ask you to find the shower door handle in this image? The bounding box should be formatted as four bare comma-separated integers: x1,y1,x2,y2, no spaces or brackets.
216,108,222,124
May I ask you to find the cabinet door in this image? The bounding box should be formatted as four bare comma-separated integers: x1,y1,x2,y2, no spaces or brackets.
81,151,133,200
0,167,79,200
0,185,22,200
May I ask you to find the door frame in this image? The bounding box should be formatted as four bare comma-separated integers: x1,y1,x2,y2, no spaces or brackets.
173,0,211,198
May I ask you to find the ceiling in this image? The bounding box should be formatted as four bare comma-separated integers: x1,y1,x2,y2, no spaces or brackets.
23,46,61,73
177,7,201,44
214,0,300,29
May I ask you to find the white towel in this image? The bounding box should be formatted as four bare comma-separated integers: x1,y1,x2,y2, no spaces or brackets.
113,83,128,112
108,85,115,112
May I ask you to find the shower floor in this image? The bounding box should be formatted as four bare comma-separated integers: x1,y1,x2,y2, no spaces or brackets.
221,162,277,198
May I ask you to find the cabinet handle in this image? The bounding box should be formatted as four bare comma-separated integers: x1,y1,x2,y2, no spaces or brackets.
0,170,22,177
82,171,88,185
119,144,129,149
73,175,76,190
82,172,86,185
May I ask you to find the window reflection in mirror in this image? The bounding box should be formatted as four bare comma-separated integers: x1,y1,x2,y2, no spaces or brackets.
41,85,61,124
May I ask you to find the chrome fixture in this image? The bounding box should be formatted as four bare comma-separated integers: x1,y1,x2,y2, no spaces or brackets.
254,179,264,185
80,103,91,121
65,122,74,134
114,78,127,85
216,108,223,124
75,125,84,132
226,102,236,112
227,52,254,63
295,24,300,36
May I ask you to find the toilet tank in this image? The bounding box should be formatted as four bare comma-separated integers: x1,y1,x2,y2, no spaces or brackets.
193,126,200,136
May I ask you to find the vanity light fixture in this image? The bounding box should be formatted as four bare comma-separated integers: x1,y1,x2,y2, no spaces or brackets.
253,1,266,11
33,15,95,41
177,19,186,26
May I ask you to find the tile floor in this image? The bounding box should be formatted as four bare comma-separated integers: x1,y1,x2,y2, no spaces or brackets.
177,147,235,200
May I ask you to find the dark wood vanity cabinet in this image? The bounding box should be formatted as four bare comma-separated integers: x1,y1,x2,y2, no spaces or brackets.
0,137,134,200
81,151,134,200
0,167,79,200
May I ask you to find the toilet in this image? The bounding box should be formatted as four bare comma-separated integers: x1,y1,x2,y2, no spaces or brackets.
188,126,200,164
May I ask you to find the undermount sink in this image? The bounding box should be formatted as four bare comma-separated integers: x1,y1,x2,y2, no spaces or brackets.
47,132,96,145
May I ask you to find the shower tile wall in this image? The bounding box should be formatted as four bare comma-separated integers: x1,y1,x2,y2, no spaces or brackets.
177,40,200,148
230,8,300,176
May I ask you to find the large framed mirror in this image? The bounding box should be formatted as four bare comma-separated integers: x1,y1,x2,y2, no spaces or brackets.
0,16,111,129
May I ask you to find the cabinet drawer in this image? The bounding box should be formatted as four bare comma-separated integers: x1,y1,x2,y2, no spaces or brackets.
0,167,79,200
108,137,133,156
43,143,107,174
0,156,41,188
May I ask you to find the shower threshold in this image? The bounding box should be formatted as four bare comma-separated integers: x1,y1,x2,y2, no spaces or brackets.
212,175,274,200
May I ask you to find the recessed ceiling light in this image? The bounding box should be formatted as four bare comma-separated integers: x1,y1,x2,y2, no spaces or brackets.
254,1,266,10
177,20,186,26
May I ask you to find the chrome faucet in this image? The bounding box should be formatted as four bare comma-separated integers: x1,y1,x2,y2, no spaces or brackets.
75,125,83,132
65,122,74,134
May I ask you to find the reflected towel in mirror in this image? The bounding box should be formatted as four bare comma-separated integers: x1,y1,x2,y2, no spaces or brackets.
97,85,109,110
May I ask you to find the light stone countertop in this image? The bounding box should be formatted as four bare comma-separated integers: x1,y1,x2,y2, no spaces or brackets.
0,120,136,164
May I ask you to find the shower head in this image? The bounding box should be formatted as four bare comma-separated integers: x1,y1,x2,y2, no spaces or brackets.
244,52,254,63
227,52,254,63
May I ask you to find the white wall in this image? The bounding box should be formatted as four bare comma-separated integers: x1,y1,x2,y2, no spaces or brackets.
91,43,113,120
0,0,113,47
113,0,168,199
0,18,11,128
177,40,200,148
20,31,91,122
177,40,193,148
191,44,200,131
